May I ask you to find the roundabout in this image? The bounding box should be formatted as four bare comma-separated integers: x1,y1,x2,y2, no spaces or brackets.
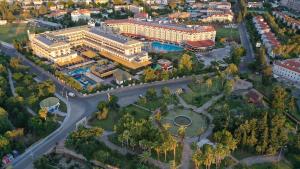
161,108,208,137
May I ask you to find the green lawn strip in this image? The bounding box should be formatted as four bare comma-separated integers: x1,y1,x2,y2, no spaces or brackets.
231,149,257,160
122,104,152,119
59,101,67,112
138,96,178,111
235,161,293,169
89,109,122,131
216,28,240,41
90,105,153,131
181,78,223,107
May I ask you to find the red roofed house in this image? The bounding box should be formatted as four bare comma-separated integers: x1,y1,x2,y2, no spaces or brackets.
71,9,91,22
185,40,215,51
105,18,216,51
273,58,300,83
246,89,264,105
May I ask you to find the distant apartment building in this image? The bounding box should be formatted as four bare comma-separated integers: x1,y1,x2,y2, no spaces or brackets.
200,13,233,23
186,0,196,4
28,26,151,69
155,0,168,5
114,5,144,14
71,9,91,22
273,11,300,30
208,1,231,10
247,2,264,8
105,18,216,50
94,0,109,4
253,16,280,57
280,0,300,12
45,10,67,19
273,58,300,83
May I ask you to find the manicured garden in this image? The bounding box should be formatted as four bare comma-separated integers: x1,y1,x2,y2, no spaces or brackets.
161,108,208,137
89,105,152,131
180,76,223,107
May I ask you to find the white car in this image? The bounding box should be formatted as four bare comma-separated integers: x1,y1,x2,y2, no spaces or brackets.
68,92,75,97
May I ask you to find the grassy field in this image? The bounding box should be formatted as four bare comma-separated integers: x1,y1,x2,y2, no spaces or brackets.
89,105,152,131
0,23,47,43
181,77,223,107
216,28,240,41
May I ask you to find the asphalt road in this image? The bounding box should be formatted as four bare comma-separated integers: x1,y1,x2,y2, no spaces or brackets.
0,43,192,169
239,22,256,73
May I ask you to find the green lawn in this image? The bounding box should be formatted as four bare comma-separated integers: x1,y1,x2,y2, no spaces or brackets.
181,77,223,107
234,161,293,169
232,149,257,160
89,109,123,131
122,105,152,119
137,95,178,111
89,105,152,131
216,28,240,41
0,23,47,43
161,108,208,137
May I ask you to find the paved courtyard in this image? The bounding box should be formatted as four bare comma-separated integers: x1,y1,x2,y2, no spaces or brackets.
195,45,231,67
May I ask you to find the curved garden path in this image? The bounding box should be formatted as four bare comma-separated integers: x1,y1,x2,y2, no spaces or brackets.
8,68,37,116
176,93,224,169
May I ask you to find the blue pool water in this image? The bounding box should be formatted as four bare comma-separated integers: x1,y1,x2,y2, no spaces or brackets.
151,42,184,53
68,67,95,87
68,67,90,76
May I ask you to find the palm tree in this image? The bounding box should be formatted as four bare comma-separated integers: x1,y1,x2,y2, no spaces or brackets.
123,130,130,147
169,136,178,161
162,141,170,162
154,145,161,160
192,148,203,169
214,144,227,169
177,126,186,144
138,151,151,164
163,123,172,131
203,145,215,169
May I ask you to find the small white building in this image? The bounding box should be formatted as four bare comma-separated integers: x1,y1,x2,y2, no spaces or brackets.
155,0,168,5
247,2,264,8
0,20,7,25
71,9,91,22
273,58,300,83
94,0,109,4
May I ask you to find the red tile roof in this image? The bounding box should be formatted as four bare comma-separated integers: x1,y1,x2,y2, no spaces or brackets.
275,59,300,74
186,40,215,48
105,19,216,33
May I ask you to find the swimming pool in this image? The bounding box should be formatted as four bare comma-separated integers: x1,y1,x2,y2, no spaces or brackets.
68,67,95,87
68,67,90,76
151,42,184,53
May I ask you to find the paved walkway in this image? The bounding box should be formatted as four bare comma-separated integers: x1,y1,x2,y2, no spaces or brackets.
176,94,224,169
8,69,36,116
226,154,283,169
98,132,169,169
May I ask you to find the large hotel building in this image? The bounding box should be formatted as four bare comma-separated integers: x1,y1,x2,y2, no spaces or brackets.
29,26,151,69
105,19,216,50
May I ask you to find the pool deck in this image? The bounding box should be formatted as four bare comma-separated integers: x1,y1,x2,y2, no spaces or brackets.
99,51,152,70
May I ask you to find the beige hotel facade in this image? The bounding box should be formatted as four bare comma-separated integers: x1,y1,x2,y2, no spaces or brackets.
28,26,151,69
105,19,216,46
